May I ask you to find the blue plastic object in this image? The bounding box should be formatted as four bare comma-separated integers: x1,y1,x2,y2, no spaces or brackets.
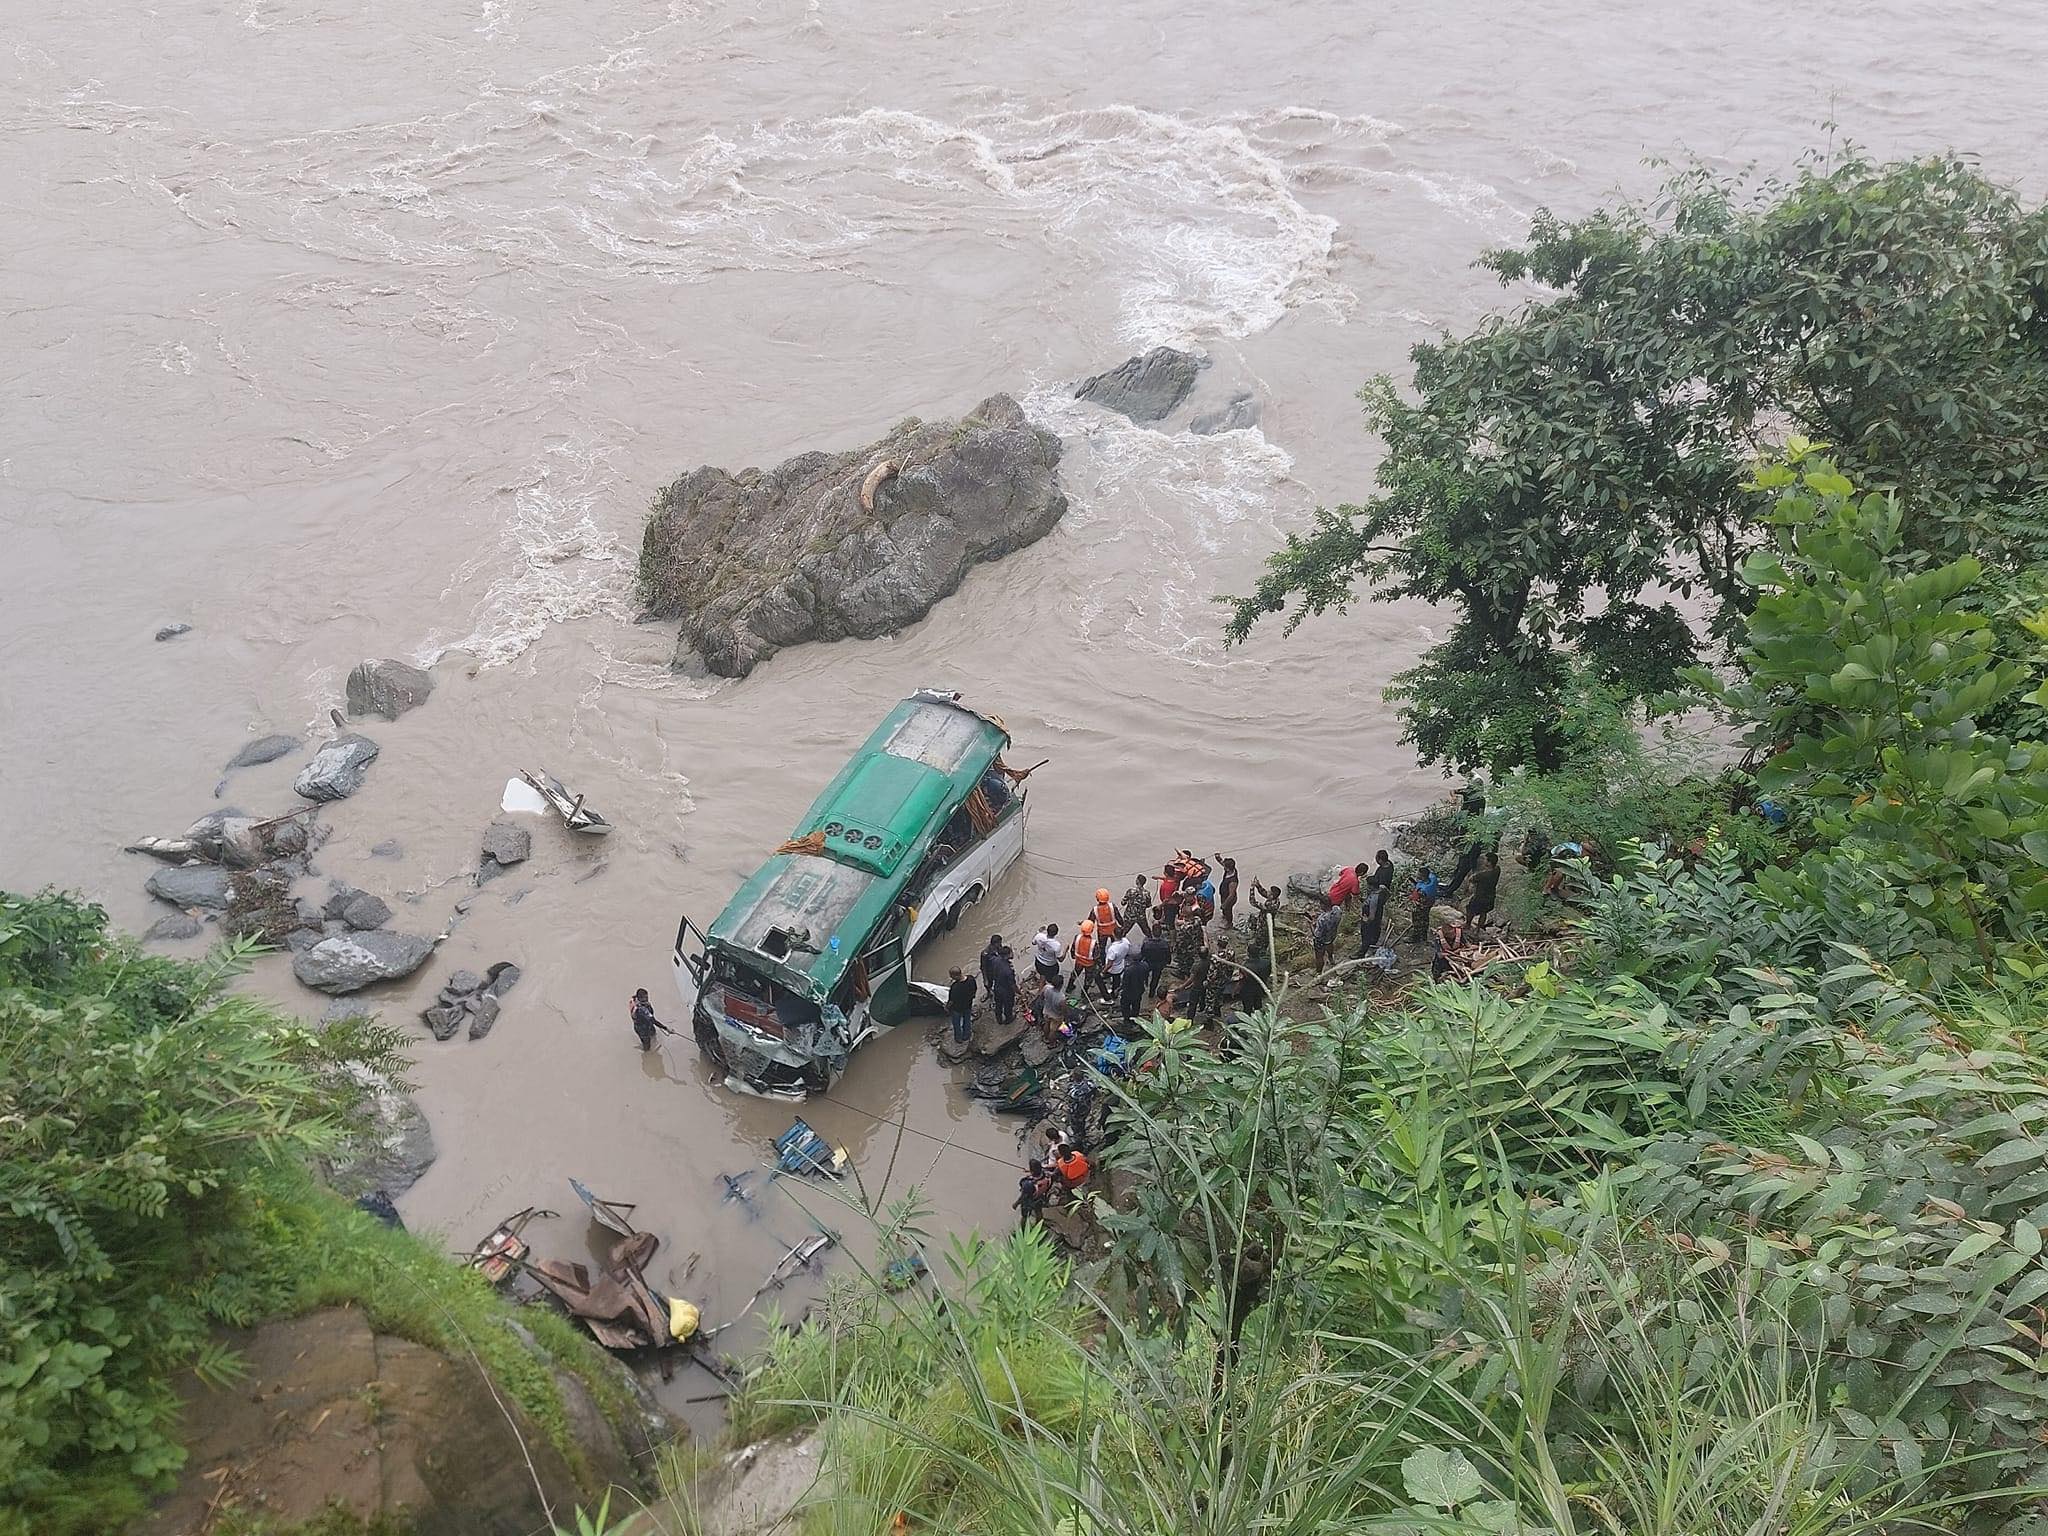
774,1117,846,1178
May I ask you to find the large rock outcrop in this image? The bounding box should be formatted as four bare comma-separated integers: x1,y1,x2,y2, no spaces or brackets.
640,394,1065,678
144,1307,657,1536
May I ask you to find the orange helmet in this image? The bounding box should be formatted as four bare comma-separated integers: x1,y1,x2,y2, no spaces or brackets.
1096,888,1111,902
1080,919,1095,933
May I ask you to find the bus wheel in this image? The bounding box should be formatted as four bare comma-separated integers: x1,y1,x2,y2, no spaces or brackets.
693,1012,729,1070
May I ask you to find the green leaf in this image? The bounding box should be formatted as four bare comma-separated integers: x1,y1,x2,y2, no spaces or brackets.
1402,1446,1486,1509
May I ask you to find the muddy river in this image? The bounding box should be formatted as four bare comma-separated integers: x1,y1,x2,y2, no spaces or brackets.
4,0,2041,1424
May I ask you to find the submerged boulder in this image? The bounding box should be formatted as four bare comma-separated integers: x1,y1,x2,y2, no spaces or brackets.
143,912,205,943
345,659,435,721
1190,390,1260,435
294,734,380,802
293,931,436,994
146,864,235,911
225,733,301,769
640,394,1066,678
1074,346,1202,423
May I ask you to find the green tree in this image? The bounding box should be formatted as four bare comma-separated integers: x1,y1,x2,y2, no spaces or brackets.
1225,151,2048,774
1690,446,2048,974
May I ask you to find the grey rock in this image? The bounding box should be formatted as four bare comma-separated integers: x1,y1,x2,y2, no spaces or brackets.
284,928,323,952
345,659,436,721
270,819,309,855
370,839,403,859
181,810,245,862
1286,867,1341,901
322,920,349,936
453,897,474,914
480,820,531,868
226,733,301,769
143,912,203,942
215,817,267,870
1073,346,1202,423
1189,390,1260,435
422,1003,465,1042
340,892,393,931
474,858,505,887
442,969,483,998
321,1072,436,1199
291,931,437,994
146,864,234,911
483,961,521,998
154,621,192,641
640,393,1066,679
293,734,380,802
467,994,502,1040
293,899,325,930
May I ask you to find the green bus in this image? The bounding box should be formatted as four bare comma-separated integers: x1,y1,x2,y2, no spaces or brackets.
671,690,1028,1097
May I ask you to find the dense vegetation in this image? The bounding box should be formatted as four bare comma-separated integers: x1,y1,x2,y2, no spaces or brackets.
608,151,2048,1536
0,894,637,1535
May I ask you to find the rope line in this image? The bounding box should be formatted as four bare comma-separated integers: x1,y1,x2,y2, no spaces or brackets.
1021,804,1444,880
815,1087,1029,1171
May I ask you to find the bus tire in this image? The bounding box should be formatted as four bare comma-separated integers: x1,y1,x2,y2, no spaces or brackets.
693,1012,729,1070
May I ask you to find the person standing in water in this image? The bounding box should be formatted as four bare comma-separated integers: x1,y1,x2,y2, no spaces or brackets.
946,967,977,1046
1214,855,1240,928
629,988,666,1052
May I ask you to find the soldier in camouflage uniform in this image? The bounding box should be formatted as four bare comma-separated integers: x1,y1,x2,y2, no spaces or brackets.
1200,940,1238,1018
1120,876,1151,937
1172,907,1206,980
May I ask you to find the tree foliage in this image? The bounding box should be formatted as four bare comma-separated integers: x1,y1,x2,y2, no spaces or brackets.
1225,151,2048,774
0,892,412,1532
1690,446,2048,976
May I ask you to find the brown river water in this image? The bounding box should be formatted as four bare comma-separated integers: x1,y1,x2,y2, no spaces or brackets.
4,0,2042,1426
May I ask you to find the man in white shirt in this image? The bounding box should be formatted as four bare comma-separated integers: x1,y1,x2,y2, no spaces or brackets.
1030,923,1063,988
1103,931,1133,992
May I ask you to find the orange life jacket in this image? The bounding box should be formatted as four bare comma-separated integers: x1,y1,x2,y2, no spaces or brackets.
1092,898,1119,936
1072,930,1096,966
1056,1149,1090,1185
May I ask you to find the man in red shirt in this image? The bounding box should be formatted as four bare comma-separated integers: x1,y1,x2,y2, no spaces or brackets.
1327,861,1367,907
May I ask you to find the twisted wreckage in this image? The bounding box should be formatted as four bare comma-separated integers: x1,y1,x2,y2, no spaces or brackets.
672,689,1033,1097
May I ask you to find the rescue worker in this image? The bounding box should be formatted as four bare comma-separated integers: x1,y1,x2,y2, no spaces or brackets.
1031,922,1063,988
1053,1142,1091,1194
1407,867,1441,943
1201,940,1237,1017
1104,928,1137,1021
1466,852,1501,929
946,966,977,1046
1141,924,1174,1002
1311,894,1342,970
1367,850,1395,894
1014,1159,1056,1227
1430,911,1467,982
988,942,1019,1029
1091,887,1122,941
629,988,667,1051
1069,919,1098,992
1214,856,1240,928
1356,881,1389,956
1172,904,1206,981
1158,862,1182,908
1120,875,1151,935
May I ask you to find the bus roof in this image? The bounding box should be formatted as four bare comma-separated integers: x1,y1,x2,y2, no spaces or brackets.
704,692,1010,999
